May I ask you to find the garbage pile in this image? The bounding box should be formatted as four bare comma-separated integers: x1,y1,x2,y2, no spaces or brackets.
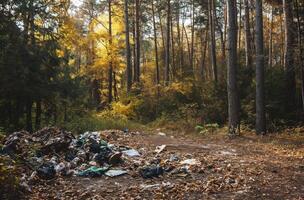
1,127,210,195
1,128,142,180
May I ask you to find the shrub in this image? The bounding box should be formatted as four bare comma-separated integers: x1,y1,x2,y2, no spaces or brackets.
60,112,142,134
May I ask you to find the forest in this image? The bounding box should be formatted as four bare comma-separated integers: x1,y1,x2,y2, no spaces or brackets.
0,0,303,199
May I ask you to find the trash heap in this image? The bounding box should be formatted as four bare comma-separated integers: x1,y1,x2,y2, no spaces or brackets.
1,128,145,181
1,127,210,195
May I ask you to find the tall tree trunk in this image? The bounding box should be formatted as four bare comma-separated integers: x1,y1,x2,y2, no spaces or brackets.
64,102,67,122
53,105,57,124
176,3,182,75
13,101,21,129
158,4,166,60
171,18,176,79
283,0,296,112
227,0,240,135
113,71,118,101
181,21,185,75
135,0,141,82
224,2,227,60
26,100,33,132
238,0,242,52
152,0,160,88
190,0,195,75
165,0,170,85
255,0,266,134
280,13,285,67
268,6,274,68
217,17,225,64
295,0,304,111
208,0,218,83
250,2,256,52
132,16,137,82
124,0,132,93
201,26,209,79
108,0,113,103
183,24,191,73
244,0,252,68
35,99,41,130
92,78,101,106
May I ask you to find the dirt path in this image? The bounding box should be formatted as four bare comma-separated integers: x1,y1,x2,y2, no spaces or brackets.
30,130,304,200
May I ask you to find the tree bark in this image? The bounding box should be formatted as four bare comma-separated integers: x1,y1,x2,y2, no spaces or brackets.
165,0,170,86
183,24,191,75
238,0,242,52
255,0,266,134
280,13,285,67
208,0,218,83
295,0,304,111
124,0,132,93
132,13,137,82
35,99,41,130
283,0,296,112
26,100,33,132
108,0,113,103
152,0,160,88
190,0,195,76
227,0,240,135
250,2,256,52
268,6,273,68
244,0,252,68
113,71,118,101
201,25,209,80
171,17,176,79
176,3,183,75
134,0,141,82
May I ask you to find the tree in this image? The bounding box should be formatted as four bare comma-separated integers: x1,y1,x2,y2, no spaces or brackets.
190,0,195,78
244,0,252,68
208,0,218,83
108,0,113,103
268,6,274,68
255,0,266,134
295,0,304,111
165,0,171,85
152,0,160,89
227,0,240,135
134,0,141,82
124,0,132,93
283,0,296,112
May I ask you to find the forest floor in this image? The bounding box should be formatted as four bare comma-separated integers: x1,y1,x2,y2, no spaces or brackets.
29,128,304,200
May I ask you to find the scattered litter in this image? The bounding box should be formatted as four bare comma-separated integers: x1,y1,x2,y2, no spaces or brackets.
169,154,179,162
55,162,66,173
122,149,140,157
158,132,167,136
77,166,109,177
36,163,56,180
139,165,164,178
140,182,172,190
219,150,236,156
34,128,74,155
108,152,122,165
180,159,201,166
155,145,166,154
89,161,98,166
105,169,128,177
140,183,160,189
